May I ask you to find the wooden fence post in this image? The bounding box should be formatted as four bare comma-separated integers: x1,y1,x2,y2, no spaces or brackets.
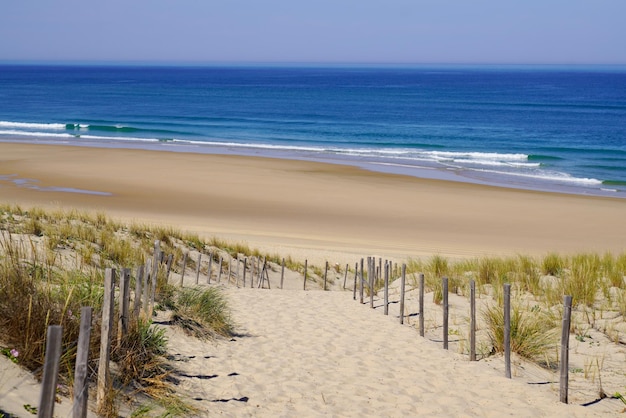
165,254,173,281
237,256,241,287
353,262,358,300
142,263,150,318
303,259,308,290
324,261,328,291
118,268,131,345
443,277,449,349
419,273,425,337
504,283,511,379
383,261,389,315
228,256,232,285
367,257,376,309
560,295,573,403
359,258,364,304
195,253,202,285
218,256,223,283
399,264,406,324
280,258,285,289
39,325,63,418
152,240,160,286
343,264,348,290
208,252,214,284
470,280,476,361
73,307,92,418
243,257,247,288
97,268,116,412
180,252,188,287
134,266,143,319
250,257,255,288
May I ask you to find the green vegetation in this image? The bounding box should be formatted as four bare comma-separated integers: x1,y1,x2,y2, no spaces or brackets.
0,204,276,416
407,252,626,362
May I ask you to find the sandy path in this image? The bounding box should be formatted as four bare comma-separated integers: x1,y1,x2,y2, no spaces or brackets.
164,288,597,417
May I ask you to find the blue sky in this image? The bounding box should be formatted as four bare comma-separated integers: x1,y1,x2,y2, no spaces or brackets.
1,0,625,65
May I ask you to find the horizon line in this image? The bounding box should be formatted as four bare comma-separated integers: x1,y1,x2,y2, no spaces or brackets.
2,59,626,69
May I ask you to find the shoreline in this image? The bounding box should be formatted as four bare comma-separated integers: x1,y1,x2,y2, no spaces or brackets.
1,141,625,264
2,137,624,200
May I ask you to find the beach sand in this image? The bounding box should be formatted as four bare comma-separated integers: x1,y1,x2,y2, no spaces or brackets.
1,142,625,265
1,142,626,416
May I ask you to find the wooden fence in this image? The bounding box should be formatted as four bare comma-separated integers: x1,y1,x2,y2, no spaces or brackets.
35,245,575,417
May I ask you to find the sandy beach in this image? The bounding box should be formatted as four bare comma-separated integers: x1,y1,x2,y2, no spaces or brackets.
2,142,626,416
2,142,625,265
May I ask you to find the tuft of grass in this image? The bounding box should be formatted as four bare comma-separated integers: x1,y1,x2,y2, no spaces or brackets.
542,252,566,276
115,319,169,388
483,300,558,363
172,287,234,339
564,254,601,308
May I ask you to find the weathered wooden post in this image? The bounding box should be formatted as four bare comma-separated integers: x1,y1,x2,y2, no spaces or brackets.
399,264,406,324
118,268,131,345
134,265,143,319
73,307,92,418
470,279,476,361
195,253,202,285
243,257,247,288
367,257,376,309
280,258,285,289
180,252,188,287
560,295,573,403
419,273,425,337
353,262,358,300
504,283,512,379
165,254,173,281
218,256,223,283
443,277,449,349
303,259,308,290
142,263,150,318
208,252,213,284
383,261,389,315
250,257,258,289
237,256,241,287
343,263,349,290
152,240,160,288
323,261,329,291
359,258,364,304
228,255,232,284
97,268,116,412
39,325,63,418
258,258,266,288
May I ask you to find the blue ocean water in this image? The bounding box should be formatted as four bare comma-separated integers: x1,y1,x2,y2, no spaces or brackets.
1,64,626,197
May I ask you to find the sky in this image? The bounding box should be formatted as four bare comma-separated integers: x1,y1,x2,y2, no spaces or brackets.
1,0,625,65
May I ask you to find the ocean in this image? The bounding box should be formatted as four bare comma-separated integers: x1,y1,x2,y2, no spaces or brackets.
1,64,626,197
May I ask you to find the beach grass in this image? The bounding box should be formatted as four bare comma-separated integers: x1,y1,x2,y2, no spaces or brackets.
2,204,626,413
0,204,277,415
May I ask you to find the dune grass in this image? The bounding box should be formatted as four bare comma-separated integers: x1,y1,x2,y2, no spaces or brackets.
0,205,264,415
2,204,625,407
483,300,558,364
406,252,626,364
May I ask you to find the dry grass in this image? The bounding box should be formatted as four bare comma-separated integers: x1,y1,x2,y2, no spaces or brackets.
0,205,280,415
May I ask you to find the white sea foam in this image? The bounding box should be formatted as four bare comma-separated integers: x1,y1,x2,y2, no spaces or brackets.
0,121,67,130
421,150,529,161
450,159,541,168
0,130,73,138
471,167,602,186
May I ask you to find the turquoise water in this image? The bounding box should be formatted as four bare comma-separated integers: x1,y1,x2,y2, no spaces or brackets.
1,65,626,197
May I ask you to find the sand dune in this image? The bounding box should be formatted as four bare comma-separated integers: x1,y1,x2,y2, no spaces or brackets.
162,286,603,417
1,142,625,416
